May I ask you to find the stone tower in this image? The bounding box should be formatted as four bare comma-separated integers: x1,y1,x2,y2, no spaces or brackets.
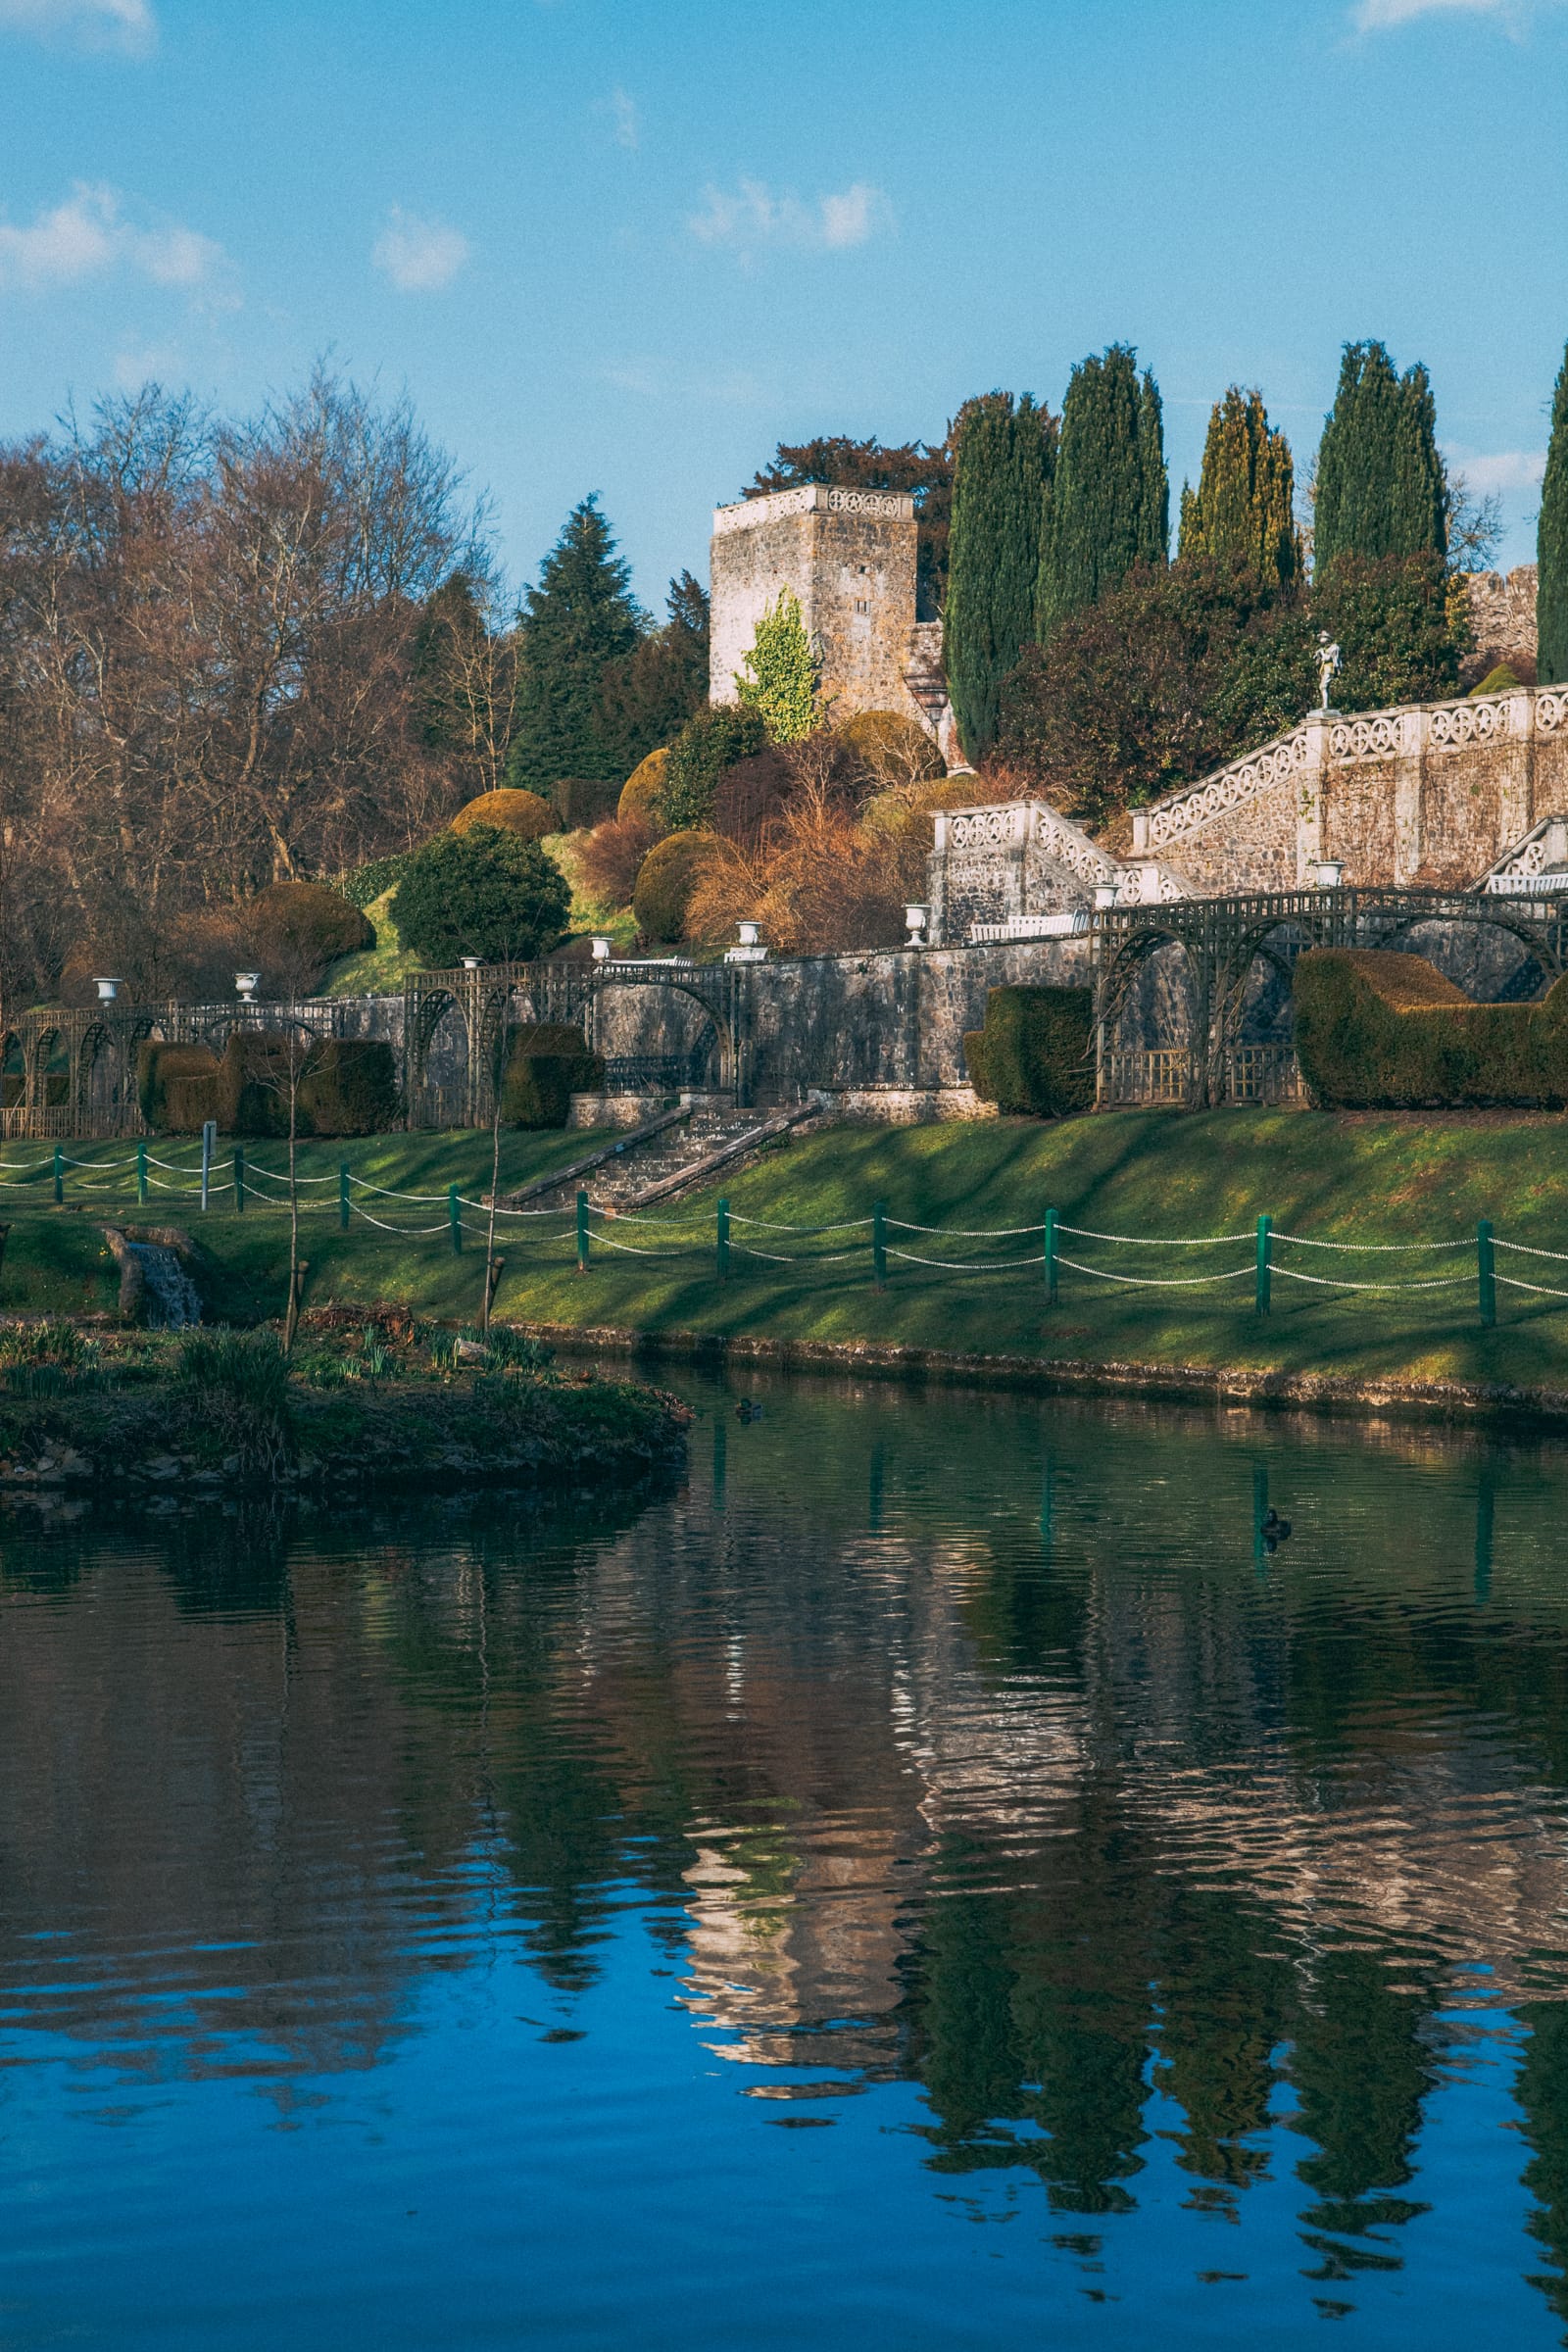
709,483,949,742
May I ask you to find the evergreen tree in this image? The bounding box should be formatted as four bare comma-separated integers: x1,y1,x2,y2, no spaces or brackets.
1313,341,1446,574
944,392,1056,760
505,495,644,792
1036,345,1168,642
595,570,710,776
1539,343,1568,684
735,589,818,742
1179,387,1299,587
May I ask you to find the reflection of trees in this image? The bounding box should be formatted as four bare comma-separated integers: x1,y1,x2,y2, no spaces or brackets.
8,1387,1568,2320
1516,2002,1568,2323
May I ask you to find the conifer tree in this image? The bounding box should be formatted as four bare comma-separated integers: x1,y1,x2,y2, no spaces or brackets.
505,495,644,791
1179,387,1299,587
944,392,1056,759
1539,343,1568,684
1036,346,1168,642
1313,342,1446,574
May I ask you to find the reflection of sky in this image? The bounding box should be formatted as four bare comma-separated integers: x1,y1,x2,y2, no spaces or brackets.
0,1920,1549,2352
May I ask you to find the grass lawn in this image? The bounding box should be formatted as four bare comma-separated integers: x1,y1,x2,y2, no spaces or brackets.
11,1109,1568,1388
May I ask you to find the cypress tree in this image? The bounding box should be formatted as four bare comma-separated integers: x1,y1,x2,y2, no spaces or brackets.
1539,343,1568,684
1314,342,1446,574
1036,345,1168,641
944,391,1056,760
505,495,644,790
1179,387,1299,587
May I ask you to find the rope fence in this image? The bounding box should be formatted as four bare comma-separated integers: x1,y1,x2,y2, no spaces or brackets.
5,1141,1566,1326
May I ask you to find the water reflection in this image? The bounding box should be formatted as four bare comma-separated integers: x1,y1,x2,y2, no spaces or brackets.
2,1383,1567,2340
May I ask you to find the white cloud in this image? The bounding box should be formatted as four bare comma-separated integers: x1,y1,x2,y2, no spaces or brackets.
0,182,221,292
371,206,469,293
688,177,891,256
0,0,154,53
1448,449,1547,493
611,87,639,149
1351,0,1538,29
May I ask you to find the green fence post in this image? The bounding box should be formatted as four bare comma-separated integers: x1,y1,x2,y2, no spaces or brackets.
52,1147,62,1206
136,1141,147,1206
872,1200,887,1292
233,1146,244,1214
1255,1213,1272,1317
1478,1217,1496,1328
448,1183,462,1255
716,1195,730,1283
1045,1206,1058,1306
576,1189,590,1275
339,1162,350,1232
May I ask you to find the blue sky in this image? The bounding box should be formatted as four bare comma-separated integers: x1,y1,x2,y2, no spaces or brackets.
1,0,1565,609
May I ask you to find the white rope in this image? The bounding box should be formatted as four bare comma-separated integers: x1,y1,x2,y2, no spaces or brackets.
1273,1232,1473,1252
885,1248,1046,1272
593,1208,710,1231
730,1241,865,1265
1496,1273,1568,1299
1271,1265,1470,1293
242,1162,338,1186
885,1217,1044,1238
1055,1255,1256,1288
1494,1239,1568,1262
728,1213,871,1234
0,1160,55,1177
61,1153,136,1170
456,1199,572,1220
347,1202,450,1237
1056,1224,1253,1247
591,1230,697,1258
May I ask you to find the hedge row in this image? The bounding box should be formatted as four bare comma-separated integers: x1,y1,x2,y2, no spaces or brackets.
1294,949,1568,1106
499,1023,605,1130
138,1036,401,1137
963,986,1095,1117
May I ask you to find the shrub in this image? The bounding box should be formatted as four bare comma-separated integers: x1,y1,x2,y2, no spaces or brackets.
297,1040,399,1135
837,709,946,790
577,814,656,909
551,775,621,832
1471,662,1523,696
499,1022,605,1128
963,986,1095,1117
340,854,414,909
713,745,795,846
391,825,571,966
1294,949,1568,1107
176,1328,291,1479
632,830,714,944
138,1041,220,1134
617,746,671,830
660,705,766,830
450,788,558,842
248,882,372,993
216,1032,306,1139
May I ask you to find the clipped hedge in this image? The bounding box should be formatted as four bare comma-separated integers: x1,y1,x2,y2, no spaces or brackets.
297,1040,400,1136
617,746,671,831
450,788,556,842
499,1022,605,1130
632,829,712,944
963,985,1095,1118
138,1042,220,1134
1294,949,1568,1107
552,775,621,832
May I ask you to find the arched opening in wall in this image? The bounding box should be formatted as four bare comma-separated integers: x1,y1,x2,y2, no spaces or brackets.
1,1036,23,1110
33,1029,70,1108
591,975,730,1097
75,1025,124,1133
414,996,470,1129
1395,917,1551,1005
1099,933,1200,1105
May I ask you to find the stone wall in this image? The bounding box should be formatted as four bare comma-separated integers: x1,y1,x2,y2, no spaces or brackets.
709,484,940,736
1463,565,1539,685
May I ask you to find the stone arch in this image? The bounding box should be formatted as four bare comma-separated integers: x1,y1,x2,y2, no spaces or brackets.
584,968,733,1093
31,1027,69,1109
1,1033,23,1111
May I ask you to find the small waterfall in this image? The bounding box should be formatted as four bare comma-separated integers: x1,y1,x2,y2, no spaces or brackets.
129,1243,203,1330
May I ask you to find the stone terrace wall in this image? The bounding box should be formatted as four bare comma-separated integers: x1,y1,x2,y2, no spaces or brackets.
1464,564,1539,685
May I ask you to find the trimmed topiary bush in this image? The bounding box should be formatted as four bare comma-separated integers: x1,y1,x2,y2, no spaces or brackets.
499,1022,605,1129
1470,662,1523,697
392,825,571,966
216,1033,303,1138
617,746,671,830
837,709,946,789
450,788,557,842
660,705,766,830
298,1040,399,1135
963,985,1095,1117
249,882,372,984
1294,948,1568,1106
632,829,713,944
138,1041,220,1134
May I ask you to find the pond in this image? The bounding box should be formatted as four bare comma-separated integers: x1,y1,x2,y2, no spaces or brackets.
3,1371,1568,2347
